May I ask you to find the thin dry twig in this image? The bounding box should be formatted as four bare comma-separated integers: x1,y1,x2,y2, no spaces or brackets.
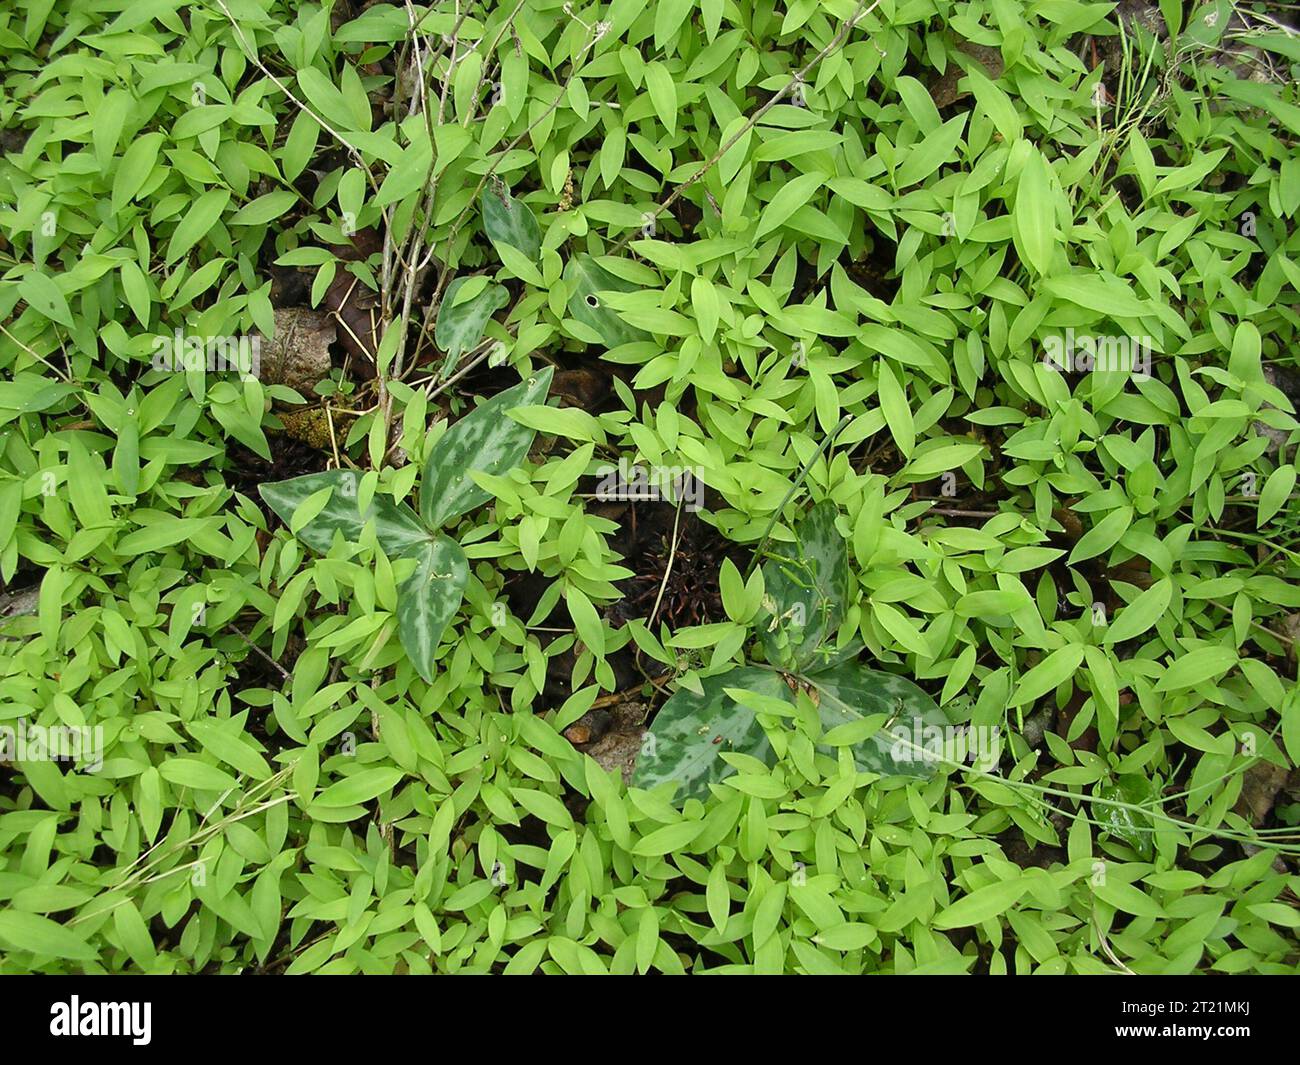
647,496,685,630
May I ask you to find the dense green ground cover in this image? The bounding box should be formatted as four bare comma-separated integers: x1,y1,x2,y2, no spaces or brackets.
1,0,1299,973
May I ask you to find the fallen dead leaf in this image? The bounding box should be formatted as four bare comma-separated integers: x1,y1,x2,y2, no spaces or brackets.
258,308,335,395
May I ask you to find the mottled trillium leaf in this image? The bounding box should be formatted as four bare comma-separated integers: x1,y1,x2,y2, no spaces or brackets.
757,501,849,672
481,185,541,258
1097,779,1156,860
800,663,952,777
397,533,469,683
631,659,950,802
630,667,789,801
419,366,554,528
434,276,509,378
563,254,646,348
1183,0,1233,48
260,470,431,558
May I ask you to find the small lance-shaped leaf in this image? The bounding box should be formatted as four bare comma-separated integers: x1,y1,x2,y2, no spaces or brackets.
809,638,865,673
1011,145,1057,277
420,366,554,528
802,662,953,777
260,470,431,558
757,501,848,672
932,879,1028,930
0,911,97,962
564,255,646,348
631,667,789,801
398,534,469,683
434,276,509,377
481,185,541,258
18,271,74,329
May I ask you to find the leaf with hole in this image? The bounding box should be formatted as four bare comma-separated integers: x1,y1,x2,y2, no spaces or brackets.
17,271,73,329
564,255,646,348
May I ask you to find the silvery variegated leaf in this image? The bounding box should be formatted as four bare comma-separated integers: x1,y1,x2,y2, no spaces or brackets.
397,533,469,683
801,663,952,777
481,185,541,259
1098,779,1156,860
434,276,509,377
563,254,646,348
758,500,849,672
419,366,554,528
259,469,431,559
630,667,788,801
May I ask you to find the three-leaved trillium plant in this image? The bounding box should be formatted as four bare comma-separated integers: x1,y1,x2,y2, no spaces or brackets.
260,367,554,682
631,501,952,802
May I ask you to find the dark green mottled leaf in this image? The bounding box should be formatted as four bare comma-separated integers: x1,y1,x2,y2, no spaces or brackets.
434,276,509,376
802,662,951,777
398,534,469,683
481,185,541,258
631,668,788,800
420,366,553,528
758,501,848,671
564,255,646,348
1098,780,1156,860
260,470,430,557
